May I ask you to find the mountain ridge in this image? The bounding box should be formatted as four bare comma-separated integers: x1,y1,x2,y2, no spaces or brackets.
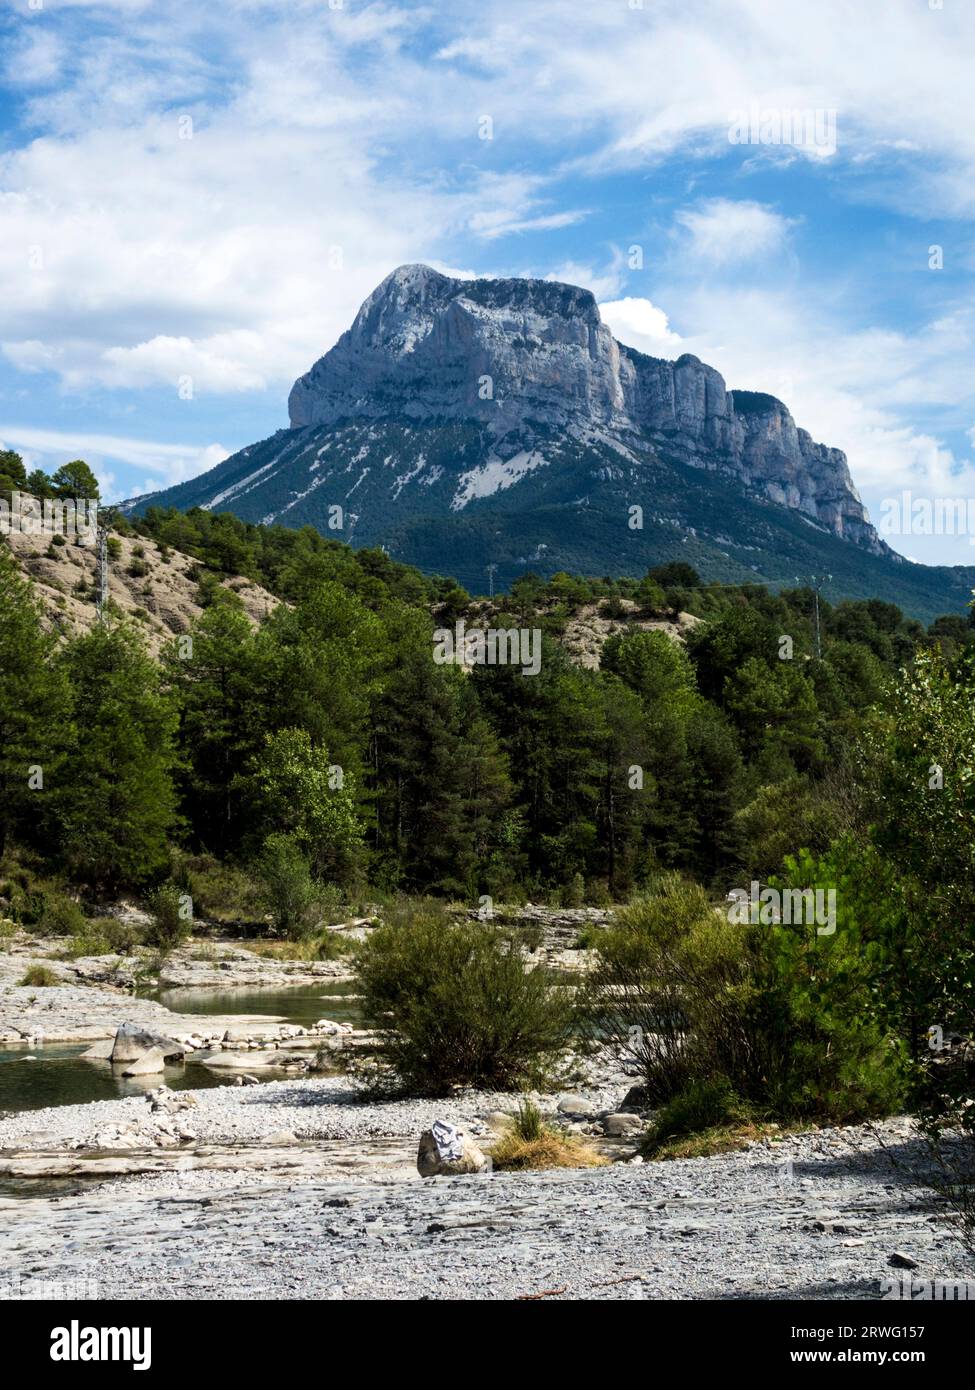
127,264,975,622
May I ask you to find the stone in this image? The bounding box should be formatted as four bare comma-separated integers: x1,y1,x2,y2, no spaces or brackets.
557,1094,596,1118
199,1051,283,1070
484,1111,515,1132
121,1047,167,1076
603,1113,644,1137
110,1022,184,1065
417,1125,489,1177
80,1039,115,1061
620,1083,649,1108
146,1086,197,1113
889,1251,920,1270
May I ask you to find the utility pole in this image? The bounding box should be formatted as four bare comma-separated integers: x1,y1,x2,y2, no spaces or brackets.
796,573,832,658
96,526,109,622
486,563,498,599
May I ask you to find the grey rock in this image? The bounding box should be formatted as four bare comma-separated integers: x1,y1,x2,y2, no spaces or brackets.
120,1047,167,1077
110,1022,184,1065
557,1094,597,1118
621,1084,649,1108
889,1251,920,1269
417,1127,489,1177
603,1113,645,1137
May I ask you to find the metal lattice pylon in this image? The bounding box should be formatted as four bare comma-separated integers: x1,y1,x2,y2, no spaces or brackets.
96,526,109,621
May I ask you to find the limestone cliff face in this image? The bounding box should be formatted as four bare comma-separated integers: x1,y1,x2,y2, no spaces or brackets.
287,265,883,553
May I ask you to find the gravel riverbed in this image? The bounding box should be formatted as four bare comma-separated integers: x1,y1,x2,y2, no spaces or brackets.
1,1116,971,1301
1,1058,972,1301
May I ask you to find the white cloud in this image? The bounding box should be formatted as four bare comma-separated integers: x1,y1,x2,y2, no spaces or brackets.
0,425,229,498
673,199,796,266
598,297,683,352
546,258,626,302
97,333,268,393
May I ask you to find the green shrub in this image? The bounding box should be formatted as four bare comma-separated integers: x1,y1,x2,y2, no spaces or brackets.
641,1077,743,1156
584,871,906,1124
145,882,191,951
354,914,574,1095
598,596,628,620
565,872,586,908
16,886,87,937
256,833,320,939
65,917,142,957
635,576,666,615
182,854,264,923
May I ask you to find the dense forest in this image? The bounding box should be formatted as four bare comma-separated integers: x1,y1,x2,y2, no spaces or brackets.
2,460,975,913
4,458,975,1153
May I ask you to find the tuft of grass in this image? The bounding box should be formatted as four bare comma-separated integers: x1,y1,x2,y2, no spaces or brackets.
490,1097,608,1172
491,1126,607,1172
647,1119,813,1161
18,964,62,987
513,1097,543,1142
640,1077,744,1158
249,929,355,962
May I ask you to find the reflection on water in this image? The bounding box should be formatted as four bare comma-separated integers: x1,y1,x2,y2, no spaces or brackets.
155,978,367,1029
0,981,367,1118
0,1044,235,1117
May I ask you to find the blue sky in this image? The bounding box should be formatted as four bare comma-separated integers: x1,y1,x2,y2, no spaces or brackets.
1,0,974,562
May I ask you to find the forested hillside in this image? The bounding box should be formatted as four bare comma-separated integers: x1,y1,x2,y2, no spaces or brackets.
3,491,974,905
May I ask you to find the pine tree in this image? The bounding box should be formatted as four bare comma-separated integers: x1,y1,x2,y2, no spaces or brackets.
370,607,511,894
0,549,71,858
57,624,179,889
163,603,270,856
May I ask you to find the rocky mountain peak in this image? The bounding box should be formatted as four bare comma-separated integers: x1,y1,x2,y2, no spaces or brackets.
130,264,932,605
286,264,882,553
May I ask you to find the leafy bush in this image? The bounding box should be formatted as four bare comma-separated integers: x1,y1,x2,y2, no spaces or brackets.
14,885,87,937
598,596,628,620
564,872,586,908
145,882,191,950
585,871,906,1124
256,833,320,939
64,917,142,957
354,914,574,1095
181,854,264,923
641,1077,743,1156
